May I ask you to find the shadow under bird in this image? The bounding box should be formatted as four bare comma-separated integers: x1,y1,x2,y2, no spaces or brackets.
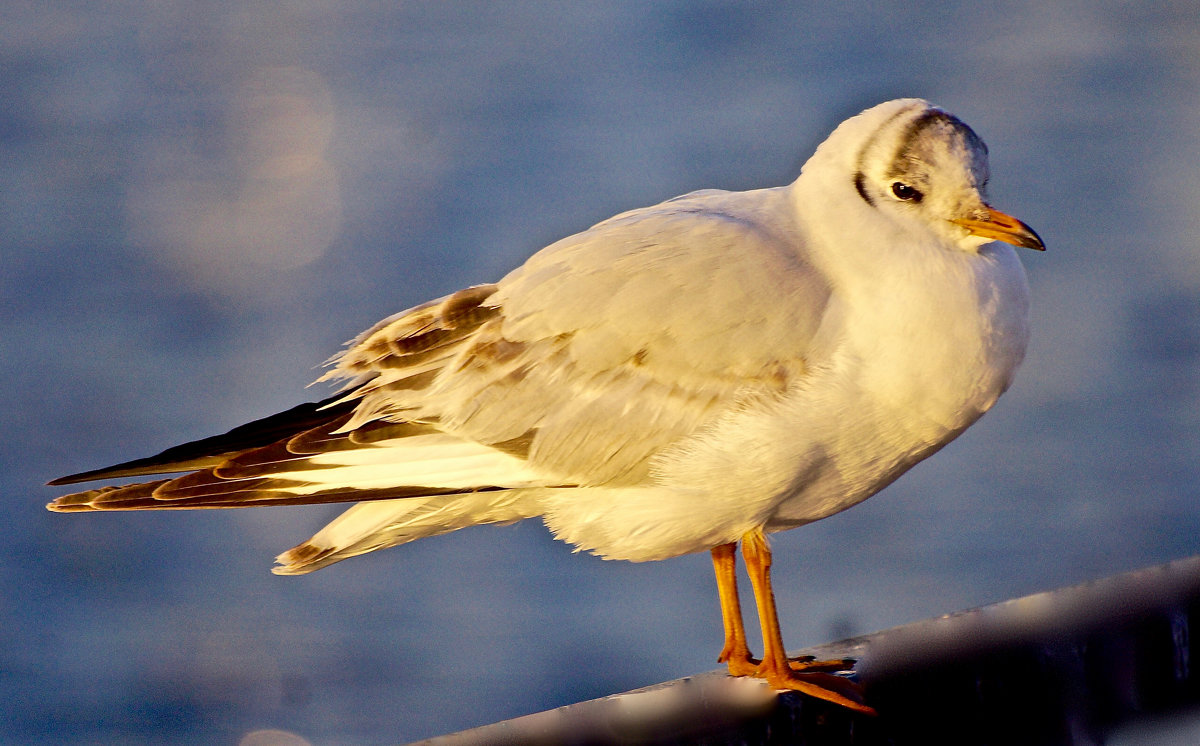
49,98,1044,714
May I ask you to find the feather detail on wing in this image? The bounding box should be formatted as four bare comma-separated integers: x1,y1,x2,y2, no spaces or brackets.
48,186,834,572
46,286,549,514
46,410,549,513
316,193,831,488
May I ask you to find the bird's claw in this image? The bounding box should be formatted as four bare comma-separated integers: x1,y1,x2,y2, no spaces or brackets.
786,654,857,673
762,668,876,715
721,651,874,714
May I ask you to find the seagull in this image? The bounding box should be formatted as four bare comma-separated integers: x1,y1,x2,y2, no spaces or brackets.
48,98,1043,714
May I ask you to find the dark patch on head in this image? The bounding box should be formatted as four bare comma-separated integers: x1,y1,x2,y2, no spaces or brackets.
852,103,920,207
890,109,987,177
853,172,874,206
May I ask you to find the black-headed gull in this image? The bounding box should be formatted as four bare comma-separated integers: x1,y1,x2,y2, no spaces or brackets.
50,99,1043,713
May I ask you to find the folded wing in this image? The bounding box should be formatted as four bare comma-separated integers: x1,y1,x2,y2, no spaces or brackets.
48,187,834,571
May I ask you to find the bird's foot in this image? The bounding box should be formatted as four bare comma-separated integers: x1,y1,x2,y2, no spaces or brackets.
718,645,760,677
757,661,875,715
722,651,874,714
785,654,857,673
721,649,856,676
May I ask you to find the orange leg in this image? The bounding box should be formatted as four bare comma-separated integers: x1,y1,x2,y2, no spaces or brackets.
736,528,876,714
711,543,757,676
712,540,859,676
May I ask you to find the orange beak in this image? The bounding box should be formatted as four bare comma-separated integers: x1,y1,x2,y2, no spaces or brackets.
952,207,1045,251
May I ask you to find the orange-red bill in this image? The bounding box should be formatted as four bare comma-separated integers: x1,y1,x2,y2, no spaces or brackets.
952,207,1045,251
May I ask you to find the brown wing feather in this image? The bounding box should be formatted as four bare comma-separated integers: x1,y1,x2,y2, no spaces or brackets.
48,477,494,512
47,403,501,512
48,285,523,513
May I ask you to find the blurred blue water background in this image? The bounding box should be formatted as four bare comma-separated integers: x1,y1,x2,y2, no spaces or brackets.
5,2,1200,743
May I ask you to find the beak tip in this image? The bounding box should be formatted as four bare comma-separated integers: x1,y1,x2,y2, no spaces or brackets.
1019,226,1047,252
954,209,1046,252
1021,233,1047,252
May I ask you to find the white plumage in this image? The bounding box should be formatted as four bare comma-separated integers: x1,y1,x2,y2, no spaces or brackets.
49,99,1043,712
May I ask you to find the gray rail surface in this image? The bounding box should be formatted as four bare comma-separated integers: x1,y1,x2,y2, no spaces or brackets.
414,556,1200,745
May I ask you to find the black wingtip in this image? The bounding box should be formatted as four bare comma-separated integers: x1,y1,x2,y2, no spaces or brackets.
46,394,358,487
46,457,219,486
48,471,117,487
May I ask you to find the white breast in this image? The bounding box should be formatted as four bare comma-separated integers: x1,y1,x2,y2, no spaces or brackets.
653,237,1030,534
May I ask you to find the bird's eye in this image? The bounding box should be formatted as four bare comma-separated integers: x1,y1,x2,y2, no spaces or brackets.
891,182,923,202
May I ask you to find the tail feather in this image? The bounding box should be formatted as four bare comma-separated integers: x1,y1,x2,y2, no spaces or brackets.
47,410,551,512
45,283,555,573
272,489,541,574
47,476,488,512
48,480,173,512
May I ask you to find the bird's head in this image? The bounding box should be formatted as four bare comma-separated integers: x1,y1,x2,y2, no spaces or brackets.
804,99,1045,254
